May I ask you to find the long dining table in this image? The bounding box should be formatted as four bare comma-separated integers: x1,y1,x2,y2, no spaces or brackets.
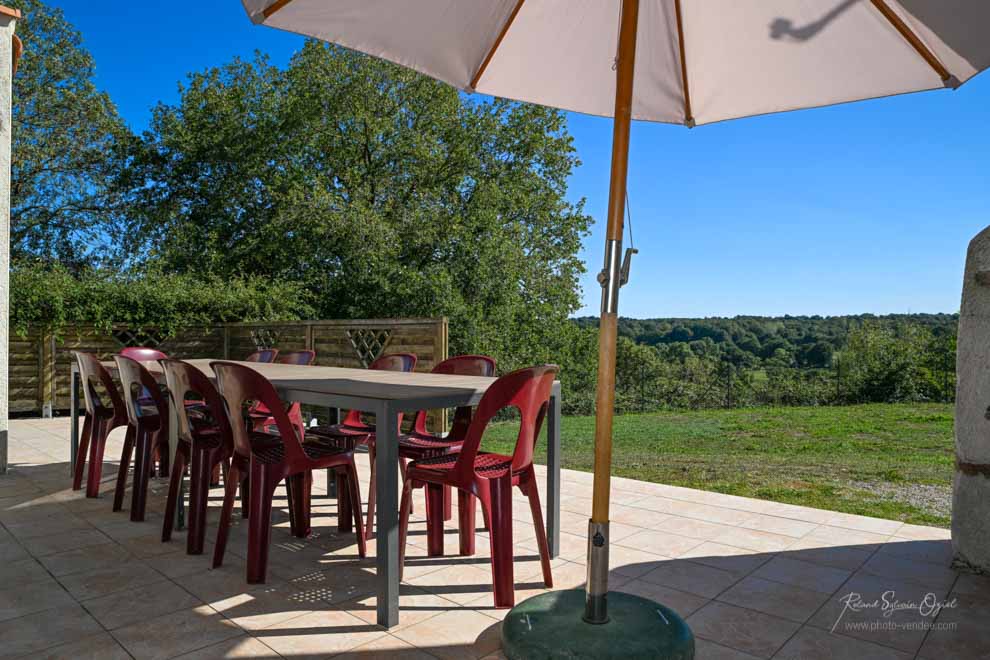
69,358,562,628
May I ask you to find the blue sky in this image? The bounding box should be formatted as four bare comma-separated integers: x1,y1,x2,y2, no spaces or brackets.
49,1,990,318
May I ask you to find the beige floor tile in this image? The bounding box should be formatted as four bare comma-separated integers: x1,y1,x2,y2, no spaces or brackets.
608,544,670,578
171,561,278,604
335,633,439,660
692,638,763,659
37,542,134,577
173,635,281,659
687,601,799,659
58,559,166,601
952,571,990,599
253,608,387,658
33,632,133,660
641,559,740,599
85,579,202,630
807,572,947,654
895,523,951,541
753,556,850,594
678,502,759,526
802,524,890,550
679,542,775,577
616,529,704,558
210,582,320,631
737,514,819,538
341,585,461,631
878,538,954,566
918,590,990,659
0,603,103,659
652,515,737,541
783,538,874,571
711,527,796,553
616,579,709,619
857,552,958,590
0,578,76,622
775,625,912,660
610,503,673,527
21,528,113,557
113,605,244,660
0,556,56,589
717,575,831,623
821,512,903,536
392,608,501,660
408,563,498,605
0,540,30,563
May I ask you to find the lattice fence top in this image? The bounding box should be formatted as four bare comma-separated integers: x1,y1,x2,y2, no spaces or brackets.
112,328,167,349
346,328,392,367
250,328,283,350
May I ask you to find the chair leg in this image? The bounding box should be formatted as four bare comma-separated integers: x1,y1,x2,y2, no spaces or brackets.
521,474,553,588
210,462,222,487
425,484,445,557
239,472,250,518
130,427,154,522
213,461,242,569
113,426,135,512
486,475,515,608
458,490,476,556
162,445,189,542
336,470,353,533
287,471,312,539
399,458,413,515
344,461,366,558
398,478,414,581
72,414,93,491
157,431,170,478
246,462,279,584
186,448,215,555
85,418,108,498
364,443,377,540
443,485,452,522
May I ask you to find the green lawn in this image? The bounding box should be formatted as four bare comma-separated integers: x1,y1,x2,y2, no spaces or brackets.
482,403,954,527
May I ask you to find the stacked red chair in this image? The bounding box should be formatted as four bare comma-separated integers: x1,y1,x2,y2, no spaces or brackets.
398,365,557,608
71,352,131,498
307,353,417,539
249,350,316,441
159,359,246,554
210,361,366,584
245,349,279,363
112,355,172,522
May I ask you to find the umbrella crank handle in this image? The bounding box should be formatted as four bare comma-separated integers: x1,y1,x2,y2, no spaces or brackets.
598,242,637,315
619,247,637,287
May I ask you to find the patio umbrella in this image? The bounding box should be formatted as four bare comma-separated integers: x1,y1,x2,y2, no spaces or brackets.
242,0,990,655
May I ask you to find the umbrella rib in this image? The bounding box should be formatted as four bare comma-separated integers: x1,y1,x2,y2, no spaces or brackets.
470,0,526,91
263,0,295,19
673,0,693,127
869,0,952,84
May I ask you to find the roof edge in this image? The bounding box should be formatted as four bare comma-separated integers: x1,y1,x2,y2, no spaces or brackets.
0,5,21,19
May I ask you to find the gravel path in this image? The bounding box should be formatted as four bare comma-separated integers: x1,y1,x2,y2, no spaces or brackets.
849,480,952,519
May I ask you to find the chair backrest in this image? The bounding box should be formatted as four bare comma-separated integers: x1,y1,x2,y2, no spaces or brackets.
276,350,316,366
341,353,418,426
412,355,497,436
245,349,279,363
73,351,125,418
120,347,168,361
211,360,303,462
160,359,232,448
113,354,168,429
450,365,557,482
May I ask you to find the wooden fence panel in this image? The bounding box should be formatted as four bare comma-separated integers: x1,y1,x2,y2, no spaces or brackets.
10,318,447,416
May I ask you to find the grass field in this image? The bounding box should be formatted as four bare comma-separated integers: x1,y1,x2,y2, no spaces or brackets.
483,402,954,527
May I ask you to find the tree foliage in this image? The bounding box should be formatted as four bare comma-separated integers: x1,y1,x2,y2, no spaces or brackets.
123,43,591,365
8,0,130,266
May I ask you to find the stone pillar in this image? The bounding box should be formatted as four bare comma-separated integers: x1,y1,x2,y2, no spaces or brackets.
953,225,990,573
0,6,18,474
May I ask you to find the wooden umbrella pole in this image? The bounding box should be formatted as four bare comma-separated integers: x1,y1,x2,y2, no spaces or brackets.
585,0,639,625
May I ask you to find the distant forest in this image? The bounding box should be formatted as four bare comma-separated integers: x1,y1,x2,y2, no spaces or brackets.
572,313,958,369
557,314,958,413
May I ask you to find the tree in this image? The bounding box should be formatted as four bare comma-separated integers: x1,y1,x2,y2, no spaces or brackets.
8,0,130,267
124,42,591,365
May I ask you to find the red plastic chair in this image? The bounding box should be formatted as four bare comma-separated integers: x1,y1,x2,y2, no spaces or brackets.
210,361,366,584
159,359,245,554
399,355,497,528
308,353,417,539
245,349,279,363
398,365,558,608
113,355,171,522
71,352,131,498
250,350,317,440
120,347,168,361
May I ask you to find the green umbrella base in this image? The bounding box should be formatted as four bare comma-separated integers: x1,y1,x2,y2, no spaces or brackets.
501,589,694,660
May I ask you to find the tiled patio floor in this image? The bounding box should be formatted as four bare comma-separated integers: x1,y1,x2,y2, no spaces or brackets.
2,417,987,659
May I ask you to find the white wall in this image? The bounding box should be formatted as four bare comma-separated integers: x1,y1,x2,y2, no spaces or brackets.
0,12,16,473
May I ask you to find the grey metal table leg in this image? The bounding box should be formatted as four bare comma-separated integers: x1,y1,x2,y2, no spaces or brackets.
70,368,80,473
546,382,561,558
375,402,400,628
327,407,340,499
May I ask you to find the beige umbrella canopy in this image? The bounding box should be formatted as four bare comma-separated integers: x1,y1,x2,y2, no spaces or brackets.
242,0,990,640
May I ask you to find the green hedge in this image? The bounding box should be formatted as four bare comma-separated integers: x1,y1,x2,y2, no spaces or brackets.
10,263,315,337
